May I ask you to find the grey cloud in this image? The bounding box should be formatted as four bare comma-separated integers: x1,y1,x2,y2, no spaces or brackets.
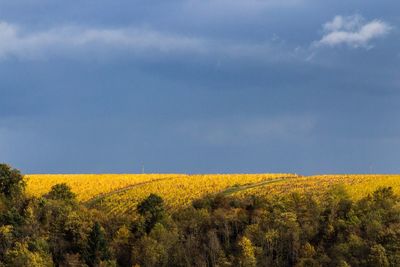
177,115,316,146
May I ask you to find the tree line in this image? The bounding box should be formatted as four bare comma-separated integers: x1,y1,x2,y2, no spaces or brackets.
0,163,399,266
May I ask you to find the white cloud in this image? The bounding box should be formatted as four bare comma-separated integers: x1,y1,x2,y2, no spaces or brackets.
0,21,207,60
315,14,391,48
0,21,297,62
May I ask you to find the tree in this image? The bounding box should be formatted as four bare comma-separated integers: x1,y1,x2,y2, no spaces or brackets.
111,226,132,267
84,222,110,267
0,225,13,259
131,236,167,267
337,260,351,267
368,244,389,267
0,163,25,199
4,242,53,267
44,183,76,203
238,236,256,267
137,194,165,233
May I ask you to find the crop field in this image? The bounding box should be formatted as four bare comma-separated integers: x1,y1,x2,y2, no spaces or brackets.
95,173,296,214
25,173,297,211
25,174,183,202
234,174,400,200
25,173,400,215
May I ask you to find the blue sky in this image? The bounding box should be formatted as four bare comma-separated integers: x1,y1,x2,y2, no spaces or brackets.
0,0,399,174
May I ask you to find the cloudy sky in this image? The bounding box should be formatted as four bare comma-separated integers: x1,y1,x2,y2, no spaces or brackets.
0,0,399,174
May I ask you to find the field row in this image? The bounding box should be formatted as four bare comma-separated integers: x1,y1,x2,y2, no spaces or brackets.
234,175,400,199
90,174,298,214
25,174,184,201
25,174,400,216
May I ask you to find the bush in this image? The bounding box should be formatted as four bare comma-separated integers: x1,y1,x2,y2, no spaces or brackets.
44,183,76,203
0,164,25,199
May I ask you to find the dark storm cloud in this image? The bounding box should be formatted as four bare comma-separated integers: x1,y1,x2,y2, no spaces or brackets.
0,0,399,174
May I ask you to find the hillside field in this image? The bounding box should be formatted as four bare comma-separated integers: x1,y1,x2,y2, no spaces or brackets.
2,168,399,266
25,173,400,215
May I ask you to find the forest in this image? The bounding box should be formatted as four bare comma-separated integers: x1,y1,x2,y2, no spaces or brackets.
1,163,400,267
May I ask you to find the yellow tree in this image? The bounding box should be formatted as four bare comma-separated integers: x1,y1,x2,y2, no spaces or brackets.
238,236,256,267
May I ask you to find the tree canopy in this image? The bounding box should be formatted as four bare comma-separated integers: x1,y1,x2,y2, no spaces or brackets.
1,163,400,266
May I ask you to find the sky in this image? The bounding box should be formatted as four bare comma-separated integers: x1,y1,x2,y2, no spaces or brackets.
0,0,399,174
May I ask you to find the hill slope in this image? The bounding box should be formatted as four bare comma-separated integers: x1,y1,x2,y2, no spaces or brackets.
25,173,400,215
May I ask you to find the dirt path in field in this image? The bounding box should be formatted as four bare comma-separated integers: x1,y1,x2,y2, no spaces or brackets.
83,176,177,207
221,177,291,195
84,175,296,207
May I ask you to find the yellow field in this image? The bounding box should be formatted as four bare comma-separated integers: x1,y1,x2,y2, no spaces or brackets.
25,174,183,202
235,175,400,200
25,174,400,215
96,174,296,214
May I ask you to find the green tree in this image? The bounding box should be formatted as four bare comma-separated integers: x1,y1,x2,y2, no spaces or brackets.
84,222,110,267
368,244,389,267
0,225,13,260
4,242,53,267
0,163,25,199
111,226,132,267
44,183,76,203
137,194,165,233
131,236,167,267
337,260,351,267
